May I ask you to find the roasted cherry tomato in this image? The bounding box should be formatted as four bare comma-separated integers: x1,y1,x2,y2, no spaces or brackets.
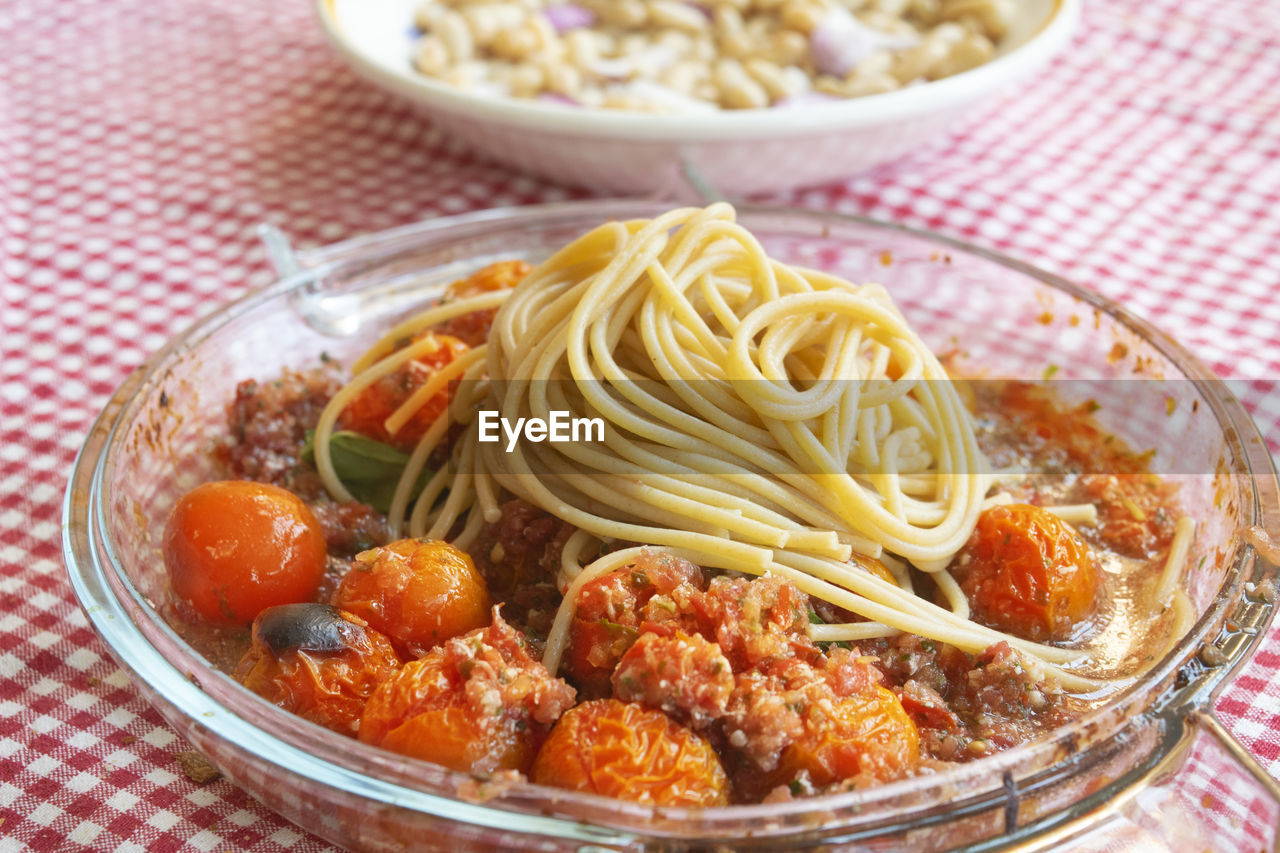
531,699,730,807
359,614,575,774
332,538,491,658
436,260,532,347
959,503,1100,642
563,551,703,696
359,653,533,772
235,603,402,735
764,687,919,793
444,259,531,300
163,480,327,624
339,331,470,452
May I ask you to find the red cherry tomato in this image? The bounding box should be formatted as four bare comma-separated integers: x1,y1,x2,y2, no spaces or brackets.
234,603,403,736
436,260,532,347
359,653,534,773
765,687,919,792
959,503,1100,642
339,332,469,452
359,614,575,774
563,553,703,695
163,480,327,624
333,538,492,658
531,699,730,807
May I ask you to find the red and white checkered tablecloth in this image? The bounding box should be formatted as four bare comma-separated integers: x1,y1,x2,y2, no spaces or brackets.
3,0,1280,849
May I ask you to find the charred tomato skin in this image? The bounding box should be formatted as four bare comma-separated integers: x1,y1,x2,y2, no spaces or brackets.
235,603,402,735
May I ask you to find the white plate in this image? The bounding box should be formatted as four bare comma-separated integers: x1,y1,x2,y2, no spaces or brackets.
316,0,1079,195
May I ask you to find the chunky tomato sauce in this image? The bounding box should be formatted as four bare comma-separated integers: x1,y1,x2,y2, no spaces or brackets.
166,264,1184,806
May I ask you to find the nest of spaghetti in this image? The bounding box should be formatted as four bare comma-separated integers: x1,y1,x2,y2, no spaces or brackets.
170,205,1194,806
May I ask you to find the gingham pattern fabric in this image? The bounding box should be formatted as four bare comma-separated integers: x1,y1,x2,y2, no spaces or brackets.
3,0,1279,849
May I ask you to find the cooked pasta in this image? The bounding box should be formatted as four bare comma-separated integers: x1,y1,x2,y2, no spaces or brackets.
312,203,1109,685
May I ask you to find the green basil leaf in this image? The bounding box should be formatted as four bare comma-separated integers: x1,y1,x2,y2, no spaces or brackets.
301,430,432,512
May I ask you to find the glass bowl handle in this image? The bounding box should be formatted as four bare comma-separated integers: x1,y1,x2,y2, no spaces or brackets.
1012,709,1280,852
1188,708,1280,804
1028,556,1280,852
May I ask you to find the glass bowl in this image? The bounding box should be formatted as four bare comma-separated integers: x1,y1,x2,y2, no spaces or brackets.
63,201,1280,851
